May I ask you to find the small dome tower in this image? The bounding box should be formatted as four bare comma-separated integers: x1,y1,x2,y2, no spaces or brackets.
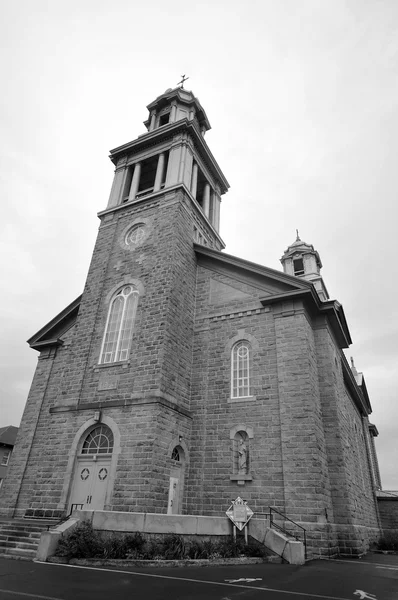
281,231,329,301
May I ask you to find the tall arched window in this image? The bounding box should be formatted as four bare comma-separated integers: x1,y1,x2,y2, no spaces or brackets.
231,341,251,398
100,285,139,364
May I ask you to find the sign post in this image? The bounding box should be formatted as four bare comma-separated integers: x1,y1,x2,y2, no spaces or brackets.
226,497,254,544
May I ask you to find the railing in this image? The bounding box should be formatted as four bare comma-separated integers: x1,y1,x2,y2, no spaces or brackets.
46,504,84,531
268,507,307,559
69,503,84,515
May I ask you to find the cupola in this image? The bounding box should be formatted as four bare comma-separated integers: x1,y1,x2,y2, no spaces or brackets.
143,87,211,136
281,232,329,301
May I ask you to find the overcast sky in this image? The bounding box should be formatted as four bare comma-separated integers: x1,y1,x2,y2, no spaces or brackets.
1,0,397,489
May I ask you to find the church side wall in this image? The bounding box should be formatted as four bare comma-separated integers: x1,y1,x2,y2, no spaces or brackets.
314,325,380,555
187,265,285,516
339,386,381,548
273,302,334,557
378,498,398,530
0,349,56,517
313,324,348,554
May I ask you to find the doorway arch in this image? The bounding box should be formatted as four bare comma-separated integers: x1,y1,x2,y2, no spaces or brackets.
167,439,189,515
58,416,121,514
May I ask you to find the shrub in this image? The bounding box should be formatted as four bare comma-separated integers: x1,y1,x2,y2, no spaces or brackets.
55,521,103,559
377,531,398,552
55,525,268,560
161,534,186,559
214,538,243,558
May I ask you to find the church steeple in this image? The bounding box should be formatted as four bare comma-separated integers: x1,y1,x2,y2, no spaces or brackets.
281,232,329,301
104,86,229,249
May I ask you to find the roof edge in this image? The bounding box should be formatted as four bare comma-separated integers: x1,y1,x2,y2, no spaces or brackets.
27,295,82,348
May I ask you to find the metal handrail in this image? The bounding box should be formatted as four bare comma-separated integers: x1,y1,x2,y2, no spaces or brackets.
268,507,307,559
46,504,84,531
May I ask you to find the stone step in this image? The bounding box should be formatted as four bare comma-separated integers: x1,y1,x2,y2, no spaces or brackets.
0,530,41,539
0,547,36,559
0,519,46,560
0,534,40,544
0,552,32,561
0,540,38,550
0,526,42,533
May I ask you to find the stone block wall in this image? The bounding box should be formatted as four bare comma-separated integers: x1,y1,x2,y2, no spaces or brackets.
0,346,59,517
273,302,335,557
1,188,201,518
378,498,398,530
188,264,284,516
54,190,197,412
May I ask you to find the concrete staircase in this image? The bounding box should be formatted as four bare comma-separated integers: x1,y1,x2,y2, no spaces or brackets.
0,519,53,560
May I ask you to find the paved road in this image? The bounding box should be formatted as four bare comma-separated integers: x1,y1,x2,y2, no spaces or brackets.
0,554,396,600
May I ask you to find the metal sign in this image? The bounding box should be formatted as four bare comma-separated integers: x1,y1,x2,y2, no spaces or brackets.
226,496,253,531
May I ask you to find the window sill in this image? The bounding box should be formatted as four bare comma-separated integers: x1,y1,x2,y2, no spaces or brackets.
94,361,130,371
230,474,253,481
228,396,257,404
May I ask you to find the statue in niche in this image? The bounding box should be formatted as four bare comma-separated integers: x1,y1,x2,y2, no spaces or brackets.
238,436,248,474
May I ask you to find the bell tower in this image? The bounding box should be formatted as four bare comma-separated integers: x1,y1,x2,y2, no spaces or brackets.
281,232,329,301
105,86,229,249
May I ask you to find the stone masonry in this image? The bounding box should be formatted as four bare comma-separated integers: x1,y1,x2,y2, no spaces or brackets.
0,87,382,557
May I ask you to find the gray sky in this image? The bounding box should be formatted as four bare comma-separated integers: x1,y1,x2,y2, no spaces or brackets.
1,0,397,488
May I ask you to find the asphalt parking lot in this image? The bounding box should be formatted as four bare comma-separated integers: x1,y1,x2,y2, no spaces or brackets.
0,553,396,600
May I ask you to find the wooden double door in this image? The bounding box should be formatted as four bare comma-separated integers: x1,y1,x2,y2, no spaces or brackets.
69,457,111,512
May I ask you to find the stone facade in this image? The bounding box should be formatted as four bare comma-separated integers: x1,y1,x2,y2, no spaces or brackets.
0,87,383,557
377,497,398,530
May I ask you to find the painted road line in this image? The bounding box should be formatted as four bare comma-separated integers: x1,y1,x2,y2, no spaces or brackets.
0,590,63,600
322,558,398,568
376,565,398,571
42,562,353,600
354,591,377,600
225,578,262,583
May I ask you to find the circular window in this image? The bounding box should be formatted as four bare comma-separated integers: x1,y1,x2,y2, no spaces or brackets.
125,224,146,246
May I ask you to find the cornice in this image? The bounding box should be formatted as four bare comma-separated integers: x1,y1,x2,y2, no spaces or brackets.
49,395,192,419
195,246,314,290
342,352,372,416
98,183,226,249
27,295,82,350
109,119,229,194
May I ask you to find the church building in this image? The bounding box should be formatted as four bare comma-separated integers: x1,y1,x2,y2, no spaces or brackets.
0,86,382,557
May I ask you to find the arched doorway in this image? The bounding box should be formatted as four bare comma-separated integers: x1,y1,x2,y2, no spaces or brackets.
68,424,114,512
167,444,186,515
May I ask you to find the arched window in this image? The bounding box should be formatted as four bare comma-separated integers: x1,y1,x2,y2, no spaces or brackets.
100,285,139,363
171,447,180,461
81,425,114,455
231,341,251,398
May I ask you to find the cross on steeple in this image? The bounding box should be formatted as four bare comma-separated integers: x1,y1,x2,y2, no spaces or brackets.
177,74,189,89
